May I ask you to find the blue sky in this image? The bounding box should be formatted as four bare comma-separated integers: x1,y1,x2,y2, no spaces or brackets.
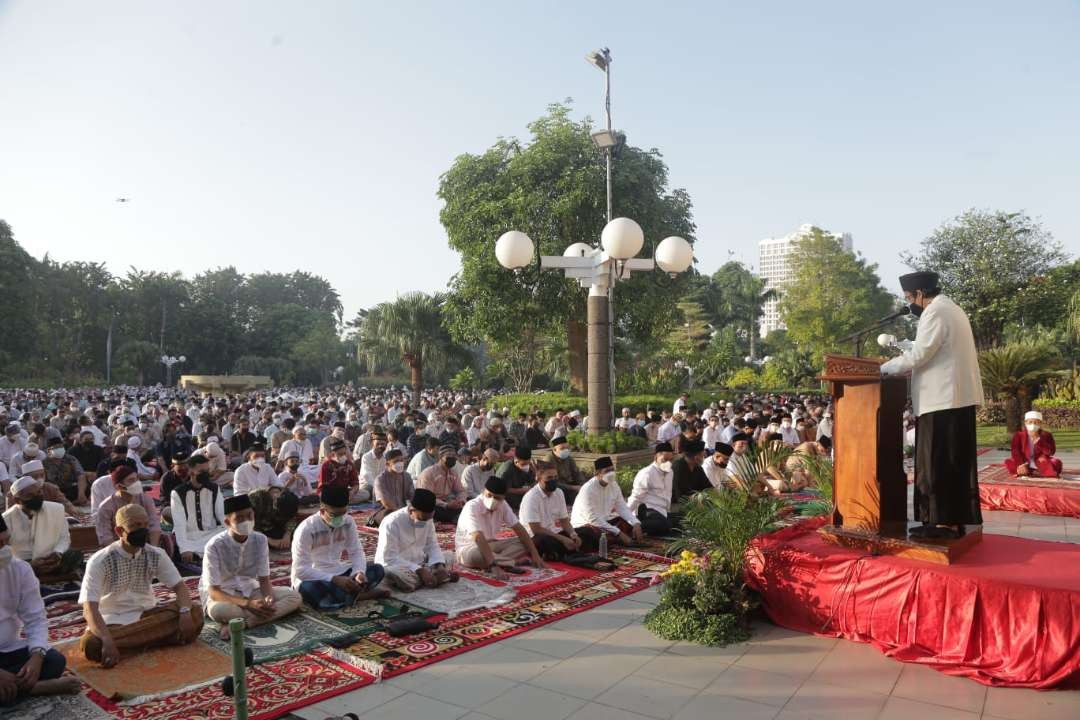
1,1,1077,322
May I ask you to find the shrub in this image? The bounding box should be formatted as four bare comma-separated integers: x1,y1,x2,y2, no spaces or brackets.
565,430,646,454
1031,400,1080,427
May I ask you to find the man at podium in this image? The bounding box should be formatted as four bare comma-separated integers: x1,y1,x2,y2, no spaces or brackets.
880,271,983,540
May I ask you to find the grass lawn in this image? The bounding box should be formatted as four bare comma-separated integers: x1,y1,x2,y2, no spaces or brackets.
977,425,1080,450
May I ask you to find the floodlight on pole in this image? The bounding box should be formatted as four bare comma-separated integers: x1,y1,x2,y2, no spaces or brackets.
590,129,619,149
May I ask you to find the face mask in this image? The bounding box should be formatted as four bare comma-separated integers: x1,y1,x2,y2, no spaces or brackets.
126,527,150,548
334,454,348,465
659,461,673,473
0,546,12,569
556,448,571,460
234,520,255,536
287,462,300,472
392,461,405,473
139,423,148,431
444,457,457,468
332,428,345,438
196,471,210,485
781,421,791,428
482,495,498,510
796,425,805,432
718,460,729,469
599,471,615,486
410,515,428,529
1026,423,1040,432
326,513,347,529
82,439,94,446
124,481,143,496
23,496,45,512
908,301,924,318
50,448,65,459
543,479,559,493
251,457,265,467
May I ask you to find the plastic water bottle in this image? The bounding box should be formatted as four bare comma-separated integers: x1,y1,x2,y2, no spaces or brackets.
599,532,609,560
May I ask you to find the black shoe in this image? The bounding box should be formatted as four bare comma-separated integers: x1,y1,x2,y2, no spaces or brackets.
921,526,961,540
908,524,930,538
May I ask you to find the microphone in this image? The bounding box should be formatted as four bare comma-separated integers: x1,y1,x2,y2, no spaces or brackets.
875,306,911,324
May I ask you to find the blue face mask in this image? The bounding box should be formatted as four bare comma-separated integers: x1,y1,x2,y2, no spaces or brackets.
326,513,347,529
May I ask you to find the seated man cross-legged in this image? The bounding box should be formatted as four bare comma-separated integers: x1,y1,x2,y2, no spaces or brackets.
519,460,581,561
374,488,457,592
454,475,546,581
570,456,643,551
1006,411,1063,479
290,485,388,610
200,494,302,639
78,504,203,667
2,476,81,581
0,514,80,705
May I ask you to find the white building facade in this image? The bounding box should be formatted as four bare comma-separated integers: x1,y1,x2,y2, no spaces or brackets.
758,224,853,337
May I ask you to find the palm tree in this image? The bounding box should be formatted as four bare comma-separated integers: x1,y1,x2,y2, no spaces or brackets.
359,292,466,405
979,341,1061,432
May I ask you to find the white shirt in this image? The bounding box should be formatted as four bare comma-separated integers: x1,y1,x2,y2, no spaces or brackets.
280,438,314,465
290,512,366,587
460,463,493,499
570,475,638,533
89,474,117,518
880,295,983,416
127,448,158,480
628,462,673,517
656,420,680,444
374,507,445,571
277,469,315,497
720,424,739,445
455,496,518,559
702,425,722,448
702,455,729,489
0,436,25,466
466,426,483,446
0,558,49,653
816,418,833,440
673,398,687,414
171,484,226,555
199,530,270,604
233,461,280,495
2,501,70,561
79,542,181,625
82,424,109,447
519,484,568,536
359,449,386,491
780,425,801,446
614,415,634,431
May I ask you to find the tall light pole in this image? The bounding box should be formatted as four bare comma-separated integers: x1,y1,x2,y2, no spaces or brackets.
161,355,186,387
586,48,614,223
496,220,693,434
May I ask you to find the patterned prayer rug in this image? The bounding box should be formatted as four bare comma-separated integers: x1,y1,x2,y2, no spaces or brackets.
317,595,438,633
389,577,516,617
60,639,232,702
978,463,1080,486
200,608,358,664
0,692,111,720
332,551,669,677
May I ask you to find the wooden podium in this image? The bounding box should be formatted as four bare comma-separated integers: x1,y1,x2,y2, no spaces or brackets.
817,354,981,564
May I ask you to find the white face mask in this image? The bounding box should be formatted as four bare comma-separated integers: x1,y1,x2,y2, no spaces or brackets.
1026,423,1040,432
482,495,498,510
392,461,405,473
234,520,255,536
556,448,571,460
659,461,673,473
50,448,65,459
599,471,615,486
0,545,12,569
251,457,265,467
334,454,348,465
781,421,792,428
124,481,143,496
332,428,345,438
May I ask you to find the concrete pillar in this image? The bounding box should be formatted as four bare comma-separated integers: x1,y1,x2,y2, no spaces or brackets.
587,290,612,435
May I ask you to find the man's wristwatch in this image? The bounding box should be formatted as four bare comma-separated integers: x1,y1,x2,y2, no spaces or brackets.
178,606,192,615
31,647,48,658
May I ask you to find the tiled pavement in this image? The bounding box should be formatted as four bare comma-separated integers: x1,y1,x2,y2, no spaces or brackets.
287,451,1080,720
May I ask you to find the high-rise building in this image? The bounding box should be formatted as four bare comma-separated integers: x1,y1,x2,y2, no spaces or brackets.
757,224,853,337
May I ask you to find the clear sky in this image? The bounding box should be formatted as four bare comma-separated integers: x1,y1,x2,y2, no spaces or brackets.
1,1,1078,323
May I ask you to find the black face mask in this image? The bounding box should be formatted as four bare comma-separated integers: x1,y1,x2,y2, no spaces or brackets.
82,439,94,447
908,302,924,318
126,527,150,548
195,471,210,485
23,496,44,512
542,480,558,493
287,463,300,472
444,457,457,469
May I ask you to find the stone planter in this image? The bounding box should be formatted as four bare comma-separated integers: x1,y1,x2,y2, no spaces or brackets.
570,448,655,473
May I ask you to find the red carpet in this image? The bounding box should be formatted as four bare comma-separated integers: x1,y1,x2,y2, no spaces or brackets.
978,464,1080,518
746,518,1080,688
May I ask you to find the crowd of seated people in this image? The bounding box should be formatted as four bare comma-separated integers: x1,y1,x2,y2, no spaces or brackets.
0,385,834,707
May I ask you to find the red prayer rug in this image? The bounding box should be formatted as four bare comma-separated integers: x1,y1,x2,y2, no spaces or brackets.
978,464,1080,518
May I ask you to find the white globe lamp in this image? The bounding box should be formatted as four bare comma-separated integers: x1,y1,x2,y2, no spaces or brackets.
600,217,644,260
563,242,592,257
655,236,693,274
178,355,186,363
495,231,534,270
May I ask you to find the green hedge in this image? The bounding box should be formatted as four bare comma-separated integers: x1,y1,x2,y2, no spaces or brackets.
565,430,647,454
490,390,771,418
1032,400,1080,427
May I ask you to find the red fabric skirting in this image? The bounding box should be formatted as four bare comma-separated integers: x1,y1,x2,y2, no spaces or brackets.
746,518,1080,688
980,482,1080,518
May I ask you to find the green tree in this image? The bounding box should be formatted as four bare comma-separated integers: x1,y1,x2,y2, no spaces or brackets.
902,209,1067,348
979,341,1061,431
780,227,896,364
694,261,772,362
438,102,695,393
357,292,468,404
115,340,162,385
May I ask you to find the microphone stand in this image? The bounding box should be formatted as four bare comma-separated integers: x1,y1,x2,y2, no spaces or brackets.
841,317,905,358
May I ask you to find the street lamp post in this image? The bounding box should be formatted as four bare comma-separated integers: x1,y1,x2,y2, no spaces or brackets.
161,354,186,387
496,219,693,434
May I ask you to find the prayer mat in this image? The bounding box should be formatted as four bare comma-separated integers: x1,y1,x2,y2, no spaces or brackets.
333,551,669,677
199,609,360,665
389,577,516,617
60,639,232,702
82,648,375,720
317,595,438,634
978,463,1080,486
0,690,111,720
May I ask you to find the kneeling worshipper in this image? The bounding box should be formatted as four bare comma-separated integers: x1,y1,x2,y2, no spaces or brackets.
1006,411,1062,479
627,442,677,536
2,476,81,581
199,494,302,639
374,489,456,592
494,446,535,511
570,457,643,551
369,449,414,527
248,486,301,551
171,457,226,564
519,460,581,561
290,485,388,610
416,445,466,523
78,504,202,667
4,459,78,516
702,443,733,488
454,475,546,581
0,514,81,705
232,443,280,495
95,465,171,556
317,438,367,503
461,448,499,499
546,436,586,505
277,449,317,504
